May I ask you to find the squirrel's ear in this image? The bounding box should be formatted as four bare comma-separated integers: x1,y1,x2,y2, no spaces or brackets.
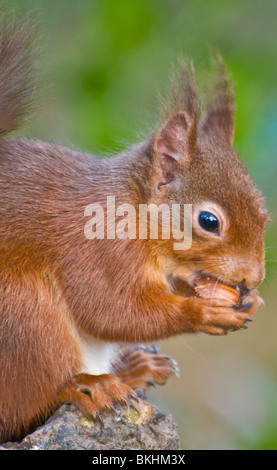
152,111,196,194
202,56,235,144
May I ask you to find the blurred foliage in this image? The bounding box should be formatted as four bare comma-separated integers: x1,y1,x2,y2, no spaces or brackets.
8,0,277,449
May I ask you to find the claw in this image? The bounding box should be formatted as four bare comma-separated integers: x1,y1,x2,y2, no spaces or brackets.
165,356,178,366
129,398,143,415
173,366,180,378
80,388,92,400
239,301,253,311
130,392,140,403
163,355,178,368
110,405,118,416
146,380,156,388
162,356,180,377
96,412,104,429
231,301,252,311
170,363,180,377
121,398,130,414
149,344,160,354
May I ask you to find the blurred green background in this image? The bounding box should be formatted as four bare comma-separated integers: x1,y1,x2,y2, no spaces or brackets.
9,0,277,449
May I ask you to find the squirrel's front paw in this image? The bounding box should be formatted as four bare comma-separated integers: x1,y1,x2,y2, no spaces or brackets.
112,345,179,389
186,294,263,335
231,289,264,317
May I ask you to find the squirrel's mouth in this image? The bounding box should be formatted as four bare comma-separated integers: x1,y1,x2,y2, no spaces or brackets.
194,271,238,290
196,271,250,296
168,271,250,301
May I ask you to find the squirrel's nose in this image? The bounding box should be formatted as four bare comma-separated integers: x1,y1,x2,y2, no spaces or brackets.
241,264,265,290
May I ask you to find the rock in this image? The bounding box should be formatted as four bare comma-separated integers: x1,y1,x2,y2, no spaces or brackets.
0,395,180,450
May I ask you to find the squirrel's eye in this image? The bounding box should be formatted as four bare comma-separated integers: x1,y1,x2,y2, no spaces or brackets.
198,211,219,234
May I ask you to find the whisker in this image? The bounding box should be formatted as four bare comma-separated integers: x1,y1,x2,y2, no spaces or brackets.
265,268,277,278
161,254,227,263
163,259,227,270
171,264,227,283
262,277,270,290
208,262,233,306
161,263,226,273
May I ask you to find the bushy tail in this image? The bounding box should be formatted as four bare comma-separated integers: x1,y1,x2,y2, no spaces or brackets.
0,9,37,137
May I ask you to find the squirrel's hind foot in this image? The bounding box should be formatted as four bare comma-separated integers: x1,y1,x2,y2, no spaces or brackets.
56,373,137,421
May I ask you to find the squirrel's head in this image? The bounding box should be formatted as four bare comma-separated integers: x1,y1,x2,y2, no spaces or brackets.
149,57,269,291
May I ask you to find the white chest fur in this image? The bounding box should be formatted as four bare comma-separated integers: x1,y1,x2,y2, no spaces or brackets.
78,335,119,376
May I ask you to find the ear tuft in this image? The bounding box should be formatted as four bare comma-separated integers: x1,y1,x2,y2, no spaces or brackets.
160,59,198,118
202,54,235,143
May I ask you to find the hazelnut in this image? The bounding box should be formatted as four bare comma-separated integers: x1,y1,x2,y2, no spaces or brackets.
194,277,240,305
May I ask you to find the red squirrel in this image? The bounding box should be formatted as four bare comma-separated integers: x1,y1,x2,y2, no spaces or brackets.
0,13,268,442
